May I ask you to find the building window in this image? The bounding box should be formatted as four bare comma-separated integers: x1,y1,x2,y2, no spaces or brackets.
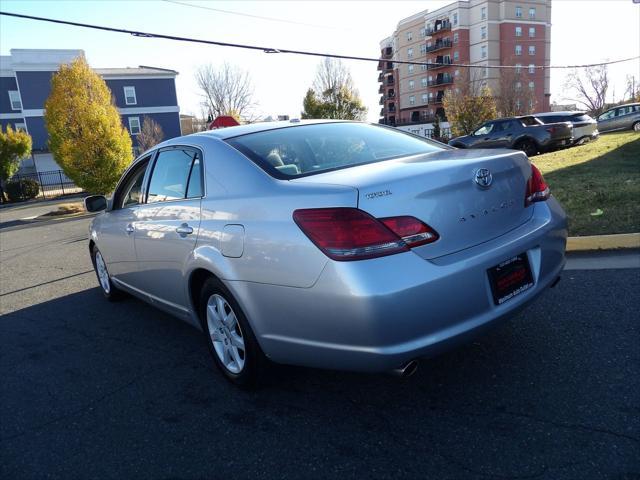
529,7,536,19
454,69,460,77
420,44,427,55
407,31,413,41
481,26,487,39
408,64,414,74
529,81,535,90
453,32,459,43
529,45,536,55
529,27,536,38
407,47,414,59
515,45,522,56
529,64,535,74
14,122,26,131
516,6,522,18
421,77,428,87
409,95,416,105
128,116,141,135
420,63,428,71
409,80,415,90
421,93,428,104
484,67,489,77
529,99,534,109
515,26,522,37
481,45,487,58
515,81,522,90
124,86,137,105
453,51,459,61
420,27,426,38
8,91,22,110
515,63,522,73
516,99,522,109
453,13,458,25
481,6,486,19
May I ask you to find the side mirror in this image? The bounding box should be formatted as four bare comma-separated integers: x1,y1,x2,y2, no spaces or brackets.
84,195,107,213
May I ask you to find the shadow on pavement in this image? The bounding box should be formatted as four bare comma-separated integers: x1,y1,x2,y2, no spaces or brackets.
1,272,638,479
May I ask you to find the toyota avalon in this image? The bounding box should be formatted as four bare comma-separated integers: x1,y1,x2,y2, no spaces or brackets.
85,120,567,385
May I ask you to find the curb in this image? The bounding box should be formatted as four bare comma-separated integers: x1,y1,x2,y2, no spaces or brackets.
566,233,640,252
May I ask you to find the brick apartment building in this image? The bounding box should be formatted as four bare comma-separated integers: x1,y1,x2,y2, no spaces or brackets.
378,0,551,130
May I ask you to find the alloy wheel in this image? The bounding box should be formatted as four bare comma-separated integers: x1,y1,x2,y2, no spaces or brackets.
206,294,245,374
95,251,111,294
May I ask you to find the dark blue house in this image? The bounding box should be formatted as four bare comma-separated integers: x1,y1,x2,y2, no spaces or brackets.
0,49,181,174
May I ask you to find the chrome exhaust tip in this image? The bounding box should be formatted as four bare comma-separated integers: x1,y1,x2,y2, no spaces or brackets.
390,360,418,377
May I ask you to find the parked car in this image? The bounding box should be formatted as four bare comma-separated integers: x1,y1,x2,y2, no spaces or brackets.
596,103,640,133
535,111,599,145
448,116,574,156
85,120,567,385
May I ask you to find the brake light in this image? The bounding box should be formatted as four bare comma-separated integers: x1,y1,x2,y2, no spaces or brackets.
293,208,438,261
525,164,550,206
545,126,556,135
380,216,439,248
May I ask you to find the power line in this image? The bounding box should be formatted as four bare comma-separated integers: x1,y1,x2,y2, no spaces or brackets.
160,0,350,31
1,11,638,70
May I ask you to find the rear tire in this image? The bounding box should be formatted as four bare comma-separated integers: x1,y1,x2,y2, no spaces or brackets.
199,277,268,387
516,138,538,157
632,121,640,132
91,245,125,301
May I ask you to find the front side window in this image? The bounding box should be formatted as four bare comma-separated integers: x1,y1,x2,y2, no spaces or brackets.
114,156,151,209
598,110,615,121
8,90,22,110
147,148,203,203
124,86,137,105
128,117,141,135
474,123,494,135
226,123,443,179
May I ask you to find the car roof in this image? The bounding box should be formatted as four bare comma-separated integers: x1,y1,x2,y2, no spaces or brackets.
604,102,640,112
192,119,351,140
535,111,586,117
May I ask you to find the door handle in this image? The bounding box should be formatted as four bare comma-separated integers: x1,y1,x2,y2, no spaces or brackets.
125,224,135,234
176,223,194,236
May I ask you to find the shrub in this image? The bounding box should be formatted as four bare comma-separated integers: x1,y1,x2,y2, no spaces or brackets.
5,178,40,202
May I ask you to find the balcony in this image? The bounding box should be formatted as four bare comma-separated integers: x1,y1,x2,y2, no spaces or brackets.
428,75,454,86
428,95,445,104
380,108,384,116
386,76,395,85
427,58,452,70
387,91,396,99
379,96,385,105
426,19,451,36
388,104,396,113
426,39,452,53
382,46,393,58
379,84,384,94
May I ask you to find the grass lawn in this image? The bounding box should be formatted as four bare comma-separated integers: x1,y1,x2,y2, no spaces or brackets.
533,131,640,236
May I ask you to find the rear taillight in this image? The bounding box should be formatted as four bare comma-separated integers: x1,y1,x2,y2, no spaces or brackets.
380,216,439,248
545,126,556,135
525,164,550,206
293,208,438,261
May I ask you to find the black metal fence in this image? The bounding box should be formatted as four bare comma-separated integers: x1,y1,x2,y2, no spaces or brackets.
10,169,83,200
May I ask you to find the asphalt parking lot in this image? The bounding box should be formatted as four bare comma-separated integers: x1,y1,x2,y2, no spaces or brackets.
1,204,639,480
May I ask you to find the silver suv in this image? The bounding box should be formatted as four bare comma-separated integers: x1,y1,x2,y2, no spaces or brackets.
597,103,640,133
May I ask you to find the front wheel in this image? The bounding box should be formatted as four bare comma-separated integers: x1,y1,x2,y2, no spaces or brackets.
91,246,125,301
199,277,267,387
632,121,640,132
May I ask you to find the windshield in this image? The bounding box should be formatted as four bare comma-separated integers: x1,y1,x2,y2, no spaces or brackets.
226,122,444,178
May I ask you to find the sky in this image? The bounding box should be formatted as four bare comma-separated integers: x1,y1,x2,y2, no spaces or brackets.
1,0,639,122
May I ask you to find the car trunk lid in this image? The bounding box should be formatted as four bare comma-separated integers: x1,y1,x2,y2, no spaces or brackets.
292,148,534,259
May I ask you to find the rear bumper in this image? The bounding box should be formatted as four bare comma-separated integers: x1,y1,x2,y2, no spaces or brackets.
544,137,574,151
229,198,568,372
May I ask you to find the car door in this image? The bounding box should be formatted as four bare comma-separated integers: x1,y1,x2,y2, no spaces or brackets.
97,155,152,286
488,121,515,148
470,122,496,148
597,109,616,132
133,146,204,314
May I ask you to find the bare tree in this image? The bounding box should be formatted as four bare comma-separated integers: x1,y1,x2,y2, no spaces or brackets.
563,65,609,115
496,66,536,117
624,74,639,102
137,116,164,152
195,63,256,122
313,57,354,94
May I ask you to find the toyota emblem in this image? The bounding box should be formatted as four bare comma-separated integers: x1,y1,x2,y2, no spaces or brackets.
474,168,493,189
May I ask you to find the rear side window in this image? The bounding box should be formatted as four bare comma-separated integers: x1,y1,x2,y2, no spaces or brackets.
571,114,592,122
520,116,541,126
147,148,203,203
226,122,443,178
537,115,563,124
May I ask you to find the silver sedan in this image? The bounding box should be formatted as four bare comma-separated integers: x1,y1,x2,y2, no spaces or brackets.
85,120,567,386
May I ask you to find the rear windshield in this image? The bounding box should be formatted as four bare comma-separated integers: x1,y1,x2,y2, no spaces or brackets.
226,122,444,178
